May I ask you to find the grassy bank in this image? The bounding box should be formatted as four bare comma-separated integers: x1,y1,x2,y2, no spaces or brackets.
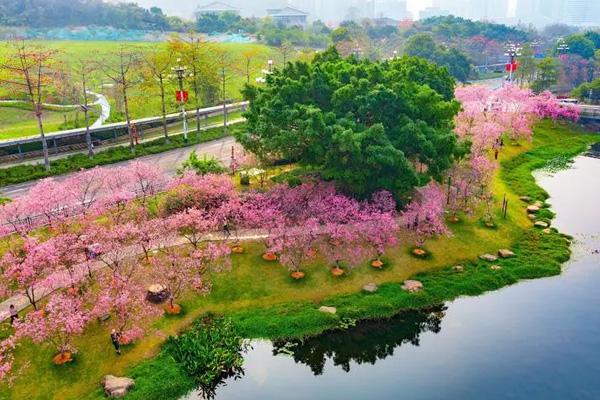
0,123,245,187
1,121,597,400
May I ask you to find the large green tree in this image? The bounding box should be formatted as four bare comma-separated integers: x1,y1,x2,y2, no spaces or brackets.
237,48,460,201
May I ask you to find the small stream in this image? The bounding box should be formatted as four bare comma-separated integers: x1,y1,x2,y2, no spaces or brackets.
187,155,600,400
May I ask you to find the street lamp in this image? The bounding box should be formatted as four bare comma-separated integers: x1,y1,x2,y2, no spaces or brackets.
267,59,274,73
556,38,570,61
504,41,522,83
171,59,189,143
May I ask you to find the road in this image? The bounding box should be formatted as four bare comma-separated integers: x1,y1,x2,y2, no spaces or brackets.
1,135,241,199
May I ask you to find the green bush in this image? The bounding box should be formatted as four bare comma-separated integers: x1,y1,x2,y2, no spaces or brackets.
164,316,249,388
178,152,226,176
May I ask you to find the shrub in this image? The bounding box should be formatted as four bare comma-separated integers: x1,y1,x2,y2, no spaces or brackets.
164,316,249,388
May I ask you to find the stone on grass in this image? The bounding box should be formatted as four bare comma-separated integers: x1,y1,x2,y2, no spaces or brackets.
319,306,337,314
533,200,544,208
490,265,503,271
498,249,515,258
362,283,379,293
453,265,465,272
402,280,423,293
543,228,552,234
479,254,498,262
527,205,540,213
147,284,169,304
528,214,536,220
102,375,134,398
534,221,549,228
519,196,531,202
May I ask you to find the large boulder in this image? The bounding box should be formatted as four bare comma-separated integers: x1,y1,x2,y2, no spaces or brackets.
498,249,515,258
479,254,498,262
527,205,540,213
318,306,337,314
102,375,134,398
362,283,378,293
401,280,423,293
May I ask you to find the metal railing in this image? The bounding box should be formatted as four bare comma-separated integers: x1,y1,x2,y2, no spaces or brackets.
0,101,248,162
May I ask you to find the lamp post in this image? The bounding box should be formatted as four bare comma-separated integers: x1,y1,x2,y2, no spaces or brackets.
504,41,522,83
556,38,570,61
172,59,189,143
267,59,273,73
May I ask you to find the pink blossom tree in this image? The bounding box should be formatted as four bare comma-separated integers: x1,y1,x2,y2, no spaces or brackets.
164,172,236,216
167,208,220,248
123,161,167,203
1,238,59,310
402,182,449,251
267,218,319,276
320,222,370,274
15,292,89,363
358,211,399,264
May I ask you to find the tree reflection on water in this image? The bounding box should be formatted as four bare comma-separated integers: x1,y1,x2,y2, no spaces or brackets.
272,305,447,375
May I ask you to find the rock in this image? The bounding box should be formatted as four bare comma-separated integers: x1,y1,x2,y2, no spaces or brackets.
543,228,552,234
102,375,134,398
401,280,423,293
362,283,379,293
527,205,540,213
528,214,536,220
97,313,111,322
453,265,465,272
147,284,169,304
479,254,498,262
318,306,337,314
519,196,531,202
490,265,503,271
533,200,544,208
498,249,515,258
535,221,549,228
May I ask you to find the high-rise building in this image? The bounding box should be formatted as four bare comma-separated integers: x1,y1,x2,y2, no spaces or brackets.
468,0,508,21
564,0,600,26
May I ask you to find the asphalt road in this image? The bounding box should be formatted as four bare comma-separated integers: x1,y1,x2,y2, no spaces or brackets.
1,135,241,199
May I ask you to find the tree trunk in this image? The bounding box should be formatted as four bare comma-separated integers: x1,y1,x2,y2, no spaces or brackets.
82,81,94,157
122,85,134,152
35,103,50,171
159,78,169,142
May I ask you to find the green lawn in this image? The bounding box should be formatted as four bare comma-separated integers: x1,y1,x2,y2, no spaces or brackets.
0,103,100,140
1,120,597,400
0,40,285,129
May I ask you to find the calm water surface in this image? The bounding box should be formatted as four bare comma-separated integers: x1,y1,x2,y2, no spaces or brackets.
189,156,600,400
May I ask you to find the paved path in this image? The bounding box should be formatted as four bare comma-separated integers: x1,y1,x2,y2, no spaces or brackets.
1,124,244,199
88,91,110,128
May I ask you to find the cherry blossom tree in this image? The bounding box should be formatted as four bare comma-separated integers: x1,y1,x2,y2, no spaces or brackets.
358,211,399,264
1,238,59,310
124,161,167,203
320,222,370,274
163,172,236,216
267,218,319,276
402,182,449,250
15,292,89,363
168,208,220,248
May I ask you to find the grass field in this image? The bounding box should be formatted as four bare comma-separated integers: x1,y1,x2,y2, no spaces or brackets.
0,103,100,140
0,40,284,137
0,120,597,400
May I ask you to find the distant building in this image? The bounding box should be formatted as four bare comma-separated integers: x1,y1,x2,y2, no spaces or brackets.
196,1,240,16
267,6,309,28
419,7,451,20
373,17,400,28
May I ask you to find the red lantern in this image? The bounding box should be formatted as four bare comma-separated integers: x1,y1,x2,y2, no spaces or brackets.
505,62,518,73
176,90,188,103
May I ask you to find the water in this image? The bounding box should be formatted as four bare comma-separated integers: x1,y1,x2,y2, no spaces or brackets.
188,156,600,400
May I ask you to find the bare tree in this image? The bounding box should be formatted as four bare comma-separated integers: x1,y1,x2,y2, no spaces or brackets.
72,61,97,157
215,49,236,136
279,40,294,67
242,48,260,83
0,40,58,170
171,32,219,136
97,46,140,153
142,47,175,143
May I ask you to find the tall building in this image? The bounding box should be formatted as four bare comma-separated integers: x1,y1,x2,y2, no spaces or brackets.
564,0,600,26
468,0,508,21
